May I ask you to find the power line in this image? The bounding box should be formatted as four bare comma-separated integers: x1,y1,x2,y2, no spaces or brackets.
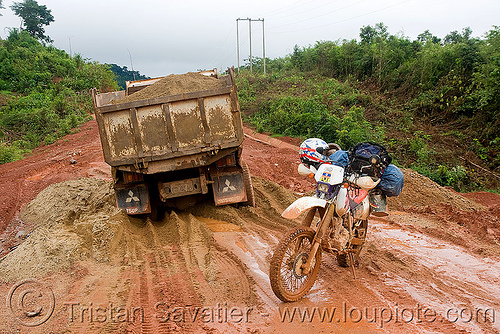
270,0,412,34
268,0,366,30
216,35,249,71
216,0,412,70
255,0,315,18
207,26,236,68
219,35,247,67
269,0,336,20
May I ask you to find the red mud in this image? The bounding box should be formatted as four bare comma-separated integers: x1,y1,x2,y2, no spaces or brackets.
1,119,499,334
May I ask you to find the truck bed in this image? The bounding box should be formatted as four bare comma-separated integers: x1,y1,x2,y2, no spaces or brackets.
93,70,243,174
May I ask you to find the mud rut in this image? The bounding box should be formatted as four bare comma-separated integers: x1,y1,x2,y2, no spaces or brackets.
0,123,499,333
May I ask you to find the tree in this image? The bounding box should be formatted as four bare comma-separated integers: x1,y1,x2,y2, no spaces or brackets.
10,0,54,43
360,25,377,44
359,23,389,82
417,30,441,44
106,63,150,89
444,27,472,44
359,23,388,44
0,0,4,16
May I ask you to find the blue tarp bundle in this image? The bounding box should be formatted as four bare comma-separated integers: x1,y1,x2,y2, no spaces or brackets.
328,150,403,197
329,150,349,168
377,164,404,197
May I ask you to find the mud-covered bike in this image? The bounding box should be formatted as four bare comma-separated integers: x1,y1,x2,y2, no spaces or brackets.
269,145,386,302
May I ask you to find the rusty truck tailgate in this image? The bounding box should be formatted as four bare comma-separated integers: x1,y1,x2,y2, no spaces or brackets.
94,76,243,170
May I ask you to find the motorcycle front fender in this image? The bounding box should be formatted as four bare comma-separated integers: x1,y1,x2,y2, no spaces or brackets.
282,196,327,219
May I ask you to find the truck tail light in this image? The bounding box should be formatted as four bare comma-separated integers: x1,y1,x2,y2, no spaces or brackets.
216,154,237,168
123,171,144,183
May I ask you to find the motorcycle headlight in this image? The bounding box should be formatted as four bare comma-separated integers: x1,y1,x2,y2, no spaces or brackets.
317,183,330,193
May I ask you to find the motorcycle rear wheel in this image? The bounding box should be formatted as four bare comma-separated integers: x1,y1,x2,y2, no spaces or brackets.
269,226,321,302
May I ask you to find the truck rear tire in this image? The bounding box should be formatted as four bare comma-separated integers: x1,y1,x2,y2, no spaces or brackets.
147,178,165,221
149,203,164,221
241,160,256,207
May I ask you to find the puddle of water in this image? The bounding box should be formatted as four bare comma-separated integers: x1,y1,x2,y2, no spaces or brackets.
234,239,248,252
195,216,242,232
305,278,334,304
385,237,410,248
370,220,500,333
372,222,500,292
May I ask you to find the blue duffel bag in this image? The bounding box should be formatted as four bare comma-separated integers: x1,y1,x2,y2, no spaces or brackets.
378,164,404,197
329,149,349,168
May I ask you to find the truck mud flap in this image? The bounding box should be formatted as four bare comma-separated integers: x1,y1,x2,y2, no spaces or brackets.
211,170,247,206
114,183,151,215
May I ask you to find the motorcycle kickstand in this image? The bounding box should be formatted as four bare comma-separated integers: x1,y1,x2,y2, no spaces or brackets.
348,252,357,279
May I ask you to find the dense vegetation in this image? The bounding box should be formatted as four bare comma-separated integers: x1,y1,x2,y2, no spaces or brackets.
0,30,118,163
106,64,150,90
237,24,500,191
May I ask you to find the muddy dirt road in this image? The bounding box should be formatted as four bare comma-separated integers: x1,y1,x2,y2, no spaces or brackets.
0,120,499,333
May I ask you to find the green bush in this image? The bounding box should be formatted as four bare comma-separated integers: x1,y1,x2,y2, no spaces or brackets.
413,164,471,191
0,141,29,164
0,89,91,154
406,131,433,163
248,92,382,150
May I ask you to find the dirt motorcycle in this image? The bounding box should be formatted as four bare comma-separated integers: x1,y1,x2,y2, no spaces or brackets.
269,145,384,302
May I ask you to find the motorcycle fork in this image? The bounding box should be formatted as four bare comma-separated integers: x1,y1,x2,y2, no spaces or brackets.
301,203,334,275
302,207,326,228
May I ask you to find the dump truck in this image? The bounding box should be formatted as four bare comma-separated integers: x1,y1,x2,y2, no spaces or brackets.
92,68,254,219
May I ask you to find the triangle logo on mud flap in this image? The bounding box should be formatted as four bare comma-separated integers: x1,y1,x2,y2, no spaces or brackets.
223,179,237,193
126,190,140,203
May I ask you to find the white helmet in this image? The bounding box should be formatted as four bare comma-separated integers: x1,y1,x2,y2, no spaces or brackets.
299,138,329,166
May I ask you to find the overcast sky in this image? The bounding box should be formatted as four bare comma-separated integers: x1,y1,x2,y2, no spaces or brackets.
0,0,499,77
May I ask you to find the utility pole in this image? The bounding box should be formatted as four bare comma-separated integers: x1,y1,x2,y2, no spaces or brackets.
236,18,265,74
236,21,240,73
127,49,136,81
68,35,74,58
248,18,252,73
262,19,266,75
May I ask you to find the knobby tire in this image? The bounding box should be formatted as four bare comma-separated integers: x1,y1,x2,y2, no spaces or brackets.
269,226,321,302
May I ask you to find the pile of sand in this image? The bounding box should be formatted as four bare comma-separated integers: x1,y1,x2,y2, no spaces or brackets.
388,168,486,211
114,72,228,104
0,178,122,282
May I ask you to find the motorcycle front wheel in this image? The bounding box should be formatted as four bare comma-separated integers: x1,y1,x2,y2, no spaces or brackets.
269,226,321,302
